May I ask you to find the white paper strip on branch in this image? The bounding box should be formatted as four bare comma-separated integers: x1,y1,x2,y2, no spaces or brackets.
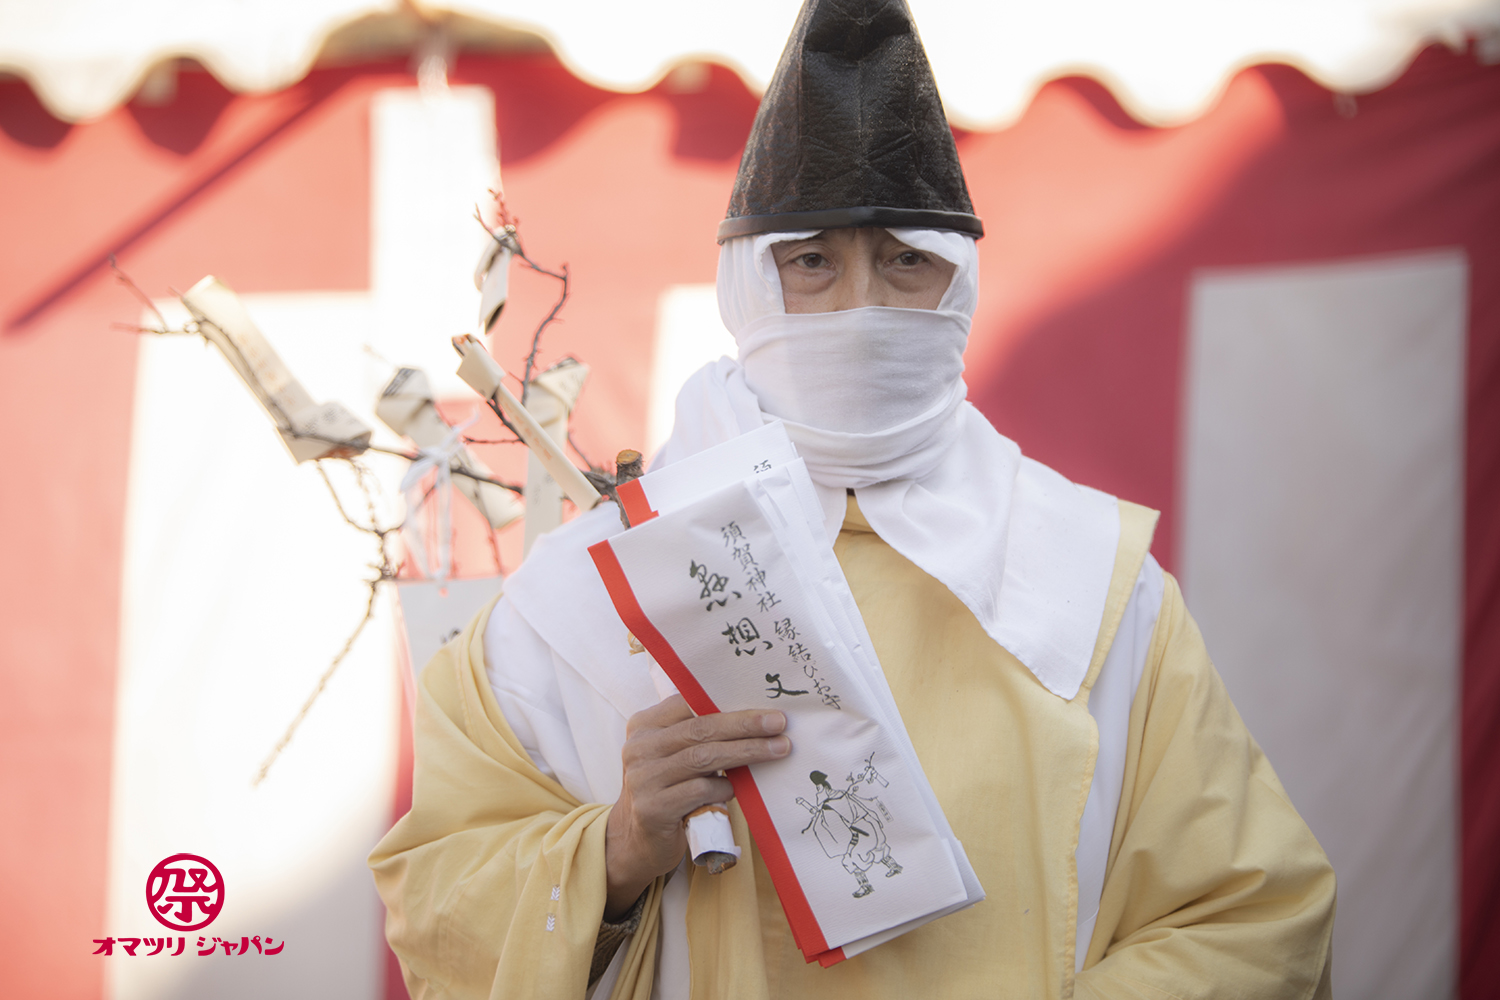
180,275,373,463
474,229,516,335
589,426,981,964
452,333,600,512
376,366,522,531
522,357,591,555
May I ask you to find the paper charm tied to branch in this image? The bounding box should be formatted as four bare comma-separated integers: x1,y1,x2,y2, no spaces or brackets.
180,277,373,463
452,332,600,512
112,195,631,786
376,366,522,535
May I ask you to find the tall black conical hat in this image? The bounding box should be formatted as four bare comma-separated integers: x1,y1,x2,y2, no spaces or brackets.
718,0,982,242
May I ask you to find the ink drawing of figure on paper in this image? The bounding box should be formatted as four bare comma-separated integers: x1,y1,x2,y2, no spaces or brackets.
797,757,902,898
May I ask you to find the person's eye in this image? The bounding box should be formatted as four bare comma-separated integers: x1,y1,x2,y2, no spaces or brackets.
797,253,826,268
895,251,926,267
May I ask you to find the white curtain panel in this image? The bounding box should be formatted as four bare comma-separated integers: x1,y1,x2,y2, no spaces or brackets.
107,86,502,1000
1181,250,1467,1000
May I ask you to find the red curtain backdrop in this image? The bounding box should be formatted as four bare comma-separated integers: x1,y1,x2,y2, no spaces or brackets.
1,42,1495,999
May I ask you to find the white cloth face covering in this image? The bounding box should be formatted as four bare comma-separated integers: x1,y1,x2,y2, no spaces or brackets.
718,227,976,444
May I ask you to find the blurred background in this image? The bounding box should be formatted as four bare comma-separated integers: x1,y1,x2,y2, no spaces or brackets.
2,1,1498,997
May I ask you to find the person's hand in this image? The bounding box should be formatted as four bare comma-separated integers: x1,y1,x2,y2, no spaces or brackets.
604,695,789,918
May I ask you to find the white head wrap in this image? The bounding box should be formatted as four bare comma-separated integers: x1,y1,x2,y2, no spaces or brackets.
707,229,980,489
653,229,1120,700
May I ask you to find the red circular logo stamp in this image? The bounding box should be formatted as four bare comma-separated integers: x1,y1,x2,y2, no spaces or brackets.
146,854,225,931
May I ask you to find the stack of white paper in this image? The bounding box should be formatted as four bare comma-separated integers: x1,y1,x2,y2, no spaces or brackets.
589,424,983,966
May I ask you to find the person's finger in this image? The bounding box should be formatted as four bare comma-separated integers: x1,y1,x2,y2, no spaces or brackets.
624,694,694,738
633,775,737,830
656,734,790,785
621,730,789,808
622,706,787,769
662,708,787,752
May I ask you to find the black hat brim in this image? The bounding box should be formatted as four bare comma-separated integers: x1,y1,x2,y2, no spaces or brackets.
717,206,984,243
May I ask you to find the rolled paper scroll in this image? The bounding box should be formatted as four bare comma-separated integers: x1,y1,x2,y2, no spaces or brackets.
686,805,741,874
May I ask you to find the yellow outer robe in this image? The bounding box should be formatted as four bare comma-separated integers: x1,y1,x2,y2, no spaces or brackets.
370,498,1335,999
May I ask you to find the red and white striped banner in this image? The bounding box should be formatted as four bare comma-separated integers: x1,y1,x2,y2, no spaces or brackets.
2,42,1497,1000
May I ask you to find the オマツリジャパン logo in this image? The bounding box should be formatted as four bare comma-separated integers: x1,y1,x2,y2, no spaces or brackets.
91,854,284,958
146,854,224,931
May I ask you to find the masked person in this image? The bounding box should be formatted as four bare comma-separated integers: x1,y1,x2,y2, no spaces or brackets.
370,1,1336,997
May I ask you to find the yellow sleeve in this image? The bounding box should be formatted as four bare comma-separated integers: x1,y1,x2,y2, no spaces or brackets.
1075,573,1336,1000
367,598,661,1000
